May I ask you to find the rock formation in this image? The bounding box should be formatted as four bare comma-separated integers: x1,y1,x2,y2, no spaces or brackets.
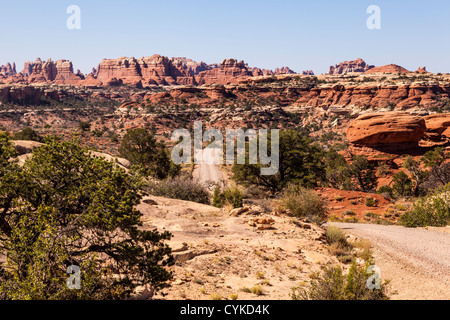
273,67,296,75
423,113,450,142
0,62,16,77
347,112,450,155
17,58,84,84
347,112,426,146
1,55,299,87
195,59,251,85
416,66,428,74
364,64,410,74
169,57,213,75
328,58,374,75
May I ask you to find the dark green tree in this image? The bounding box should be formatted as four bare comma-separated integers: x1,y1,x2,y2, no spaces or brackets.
422,147,446,168
0,136,174,299
78,121,91,132
232,130,326,194
349,155,378,192
392,171,413,197
12,127,42,142
119,128,180,179
324,150,353,190
403,156,428,196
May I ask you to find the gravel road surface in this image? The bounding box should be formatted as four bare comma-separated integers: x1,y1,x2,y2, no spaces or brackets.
329,223,450,286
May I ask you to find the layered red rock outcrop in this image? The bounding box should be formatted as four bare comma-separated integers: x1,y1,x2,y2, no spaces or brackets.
347,112,450,157
423,113,450,142
0,62,16,77
17,58,84,84
302,70,314,75
293,81,450,110
347,112,426,146
2,55,299,87
328,58,374,75
170,57,214,75
0,85,61,104
248,66,297,77
195,59,251,85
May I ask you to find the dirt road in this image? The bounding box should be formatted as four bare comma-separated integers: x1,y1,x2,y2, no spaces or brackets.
192,148,224,189
329,222,450,299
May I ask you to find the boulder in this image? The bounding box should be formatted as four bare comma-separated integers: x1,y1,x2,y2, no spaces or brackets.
424,113,450,136
347,112,426,146
129,286,154,300
229,207,249,217
12,140,44,155
90,151,131,169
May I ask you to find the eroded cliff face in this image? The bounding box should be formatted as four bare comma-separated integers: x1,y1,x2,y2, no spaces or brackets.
328,58,374,75
0,62,16,77
1,55,298,87
346,112,427,146
292,83,449,110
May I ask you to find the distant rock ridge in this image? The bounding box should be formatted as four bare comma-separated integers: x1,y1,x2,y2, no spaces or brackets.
364,64,410,74
416,66,428,74
0,55,300,87
302,70,314,75
328,58,374,75
0,62,16,76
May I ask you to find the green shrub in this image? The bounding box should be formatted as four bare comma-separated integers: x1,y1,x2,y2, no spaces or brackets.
12,127,42,142
328,215,342,222
290,261,391,300
250,286,264,296
147,176,210,205
326,226,353,262
343,217,359,223
337,254,354,264
210,293,222,300
280,184,327,223
240,287,251,293
394,203,408,211
364,212,380,219
399,184,450,227
377,185,393,199
365,197,377,207
78,121,91,132
325,226,349,247
342,209,356,216
212,185,243,208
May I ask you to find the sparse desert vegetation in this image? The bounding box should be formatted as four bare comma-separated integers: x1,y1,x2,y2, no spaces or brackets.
1,57,450,302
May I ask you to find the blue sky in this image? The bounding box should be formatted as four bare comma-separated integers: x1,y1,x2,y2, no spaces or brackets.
1,0,449,74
